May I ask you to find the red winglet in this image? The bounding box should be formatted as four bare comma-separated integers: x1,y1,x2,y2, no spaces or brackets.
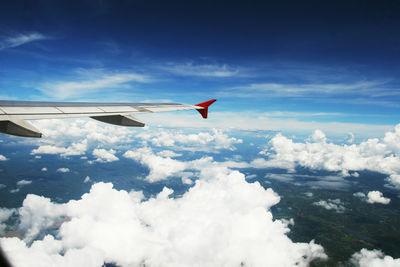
194,99,217,119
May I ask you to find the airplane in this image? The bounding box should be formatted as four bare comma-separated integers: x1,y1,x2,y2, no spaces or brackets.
0,99,216,138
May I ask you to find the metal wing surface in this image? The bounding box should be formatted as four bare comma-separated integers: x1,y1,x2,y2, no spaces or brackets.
0,99,216,138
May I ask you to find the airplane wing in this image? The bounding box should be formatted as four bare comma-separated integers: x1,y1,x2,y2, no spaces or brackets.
0,99,216,138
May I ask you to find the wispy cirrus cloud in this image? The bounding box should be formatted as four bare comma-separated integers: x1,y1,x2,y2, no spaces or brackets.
0,32,48,51
160,62,239,77
219,80,398,98
260,111,346,118
36,69,151,99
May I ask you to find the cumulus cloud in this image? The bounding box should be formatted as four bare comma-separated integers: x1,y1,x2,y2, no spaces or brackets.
351,249,400,266
31,119,134,145
123,147,186,182
56,168,70,173
92,149,119,163
137,128,242,151
310,129,327,143
83,176,91,183
123,147,249,182
0,32,48,50
0,167,326,267
31,140,87,157
17,180,32,186
41,168,47,172
365,191,391,205
0,155,8,161
354,191,391,205
313,199,346,213
257,125,400,189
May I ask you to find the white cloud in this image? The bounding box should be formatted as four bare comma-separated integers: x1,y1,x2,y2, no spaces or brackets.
388,174,400,189
347,132,355,143
256,125,400,189
41,168,47,172
0,155,8,161
31,119,133,144
310,129,327,143
366,191,391,205
354,191,391,205
92,149,119,163
262,111,347,118
0,32,48,50
37,69,150,99
137,111,391,138
265,173,295,183
0,208,15,235
26,111,391,147
17,180,32,186
10,188,20,194
353,192,366,198
313,199,346,213
56,168,70,173
83,176,91,183
123,146,250,182
351,249,400,267
246,174,257,179
160,62,239,77
305,192,313,197
31,140,87,157
156,150,182,158
137,128,242,151
0,184,6,189
123,147,186,182
0,167,326,267
222,80,391,98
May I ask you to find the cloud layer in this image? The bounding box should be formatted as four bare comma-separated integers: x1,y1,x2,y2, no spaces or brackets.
136,128,243,151
258,124,400,189
1,168,326,267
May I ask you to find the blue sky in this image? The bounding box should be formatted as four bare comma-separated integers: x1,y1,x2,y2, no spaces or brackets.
1,0,400,136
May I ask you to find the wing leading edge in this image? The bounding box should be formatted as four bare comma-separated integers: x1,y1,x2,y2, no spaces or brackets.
0,99,216,138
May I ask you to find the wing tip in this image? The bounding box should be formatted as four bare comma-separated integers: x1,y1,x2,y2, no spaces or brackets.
194,99,217,119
